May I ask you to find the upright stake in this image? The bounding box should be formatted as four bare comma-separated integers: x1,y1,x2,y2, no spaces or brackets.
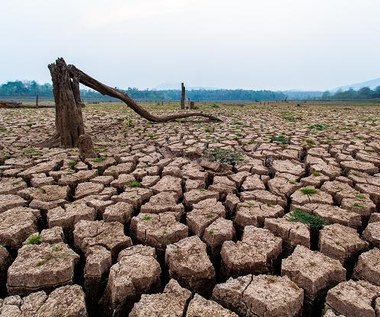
181,82,186,110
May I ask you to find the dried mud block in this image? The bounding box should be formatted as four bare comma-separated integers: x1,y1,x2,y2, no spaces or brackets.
300,203,362,229
113,187,152,209
101,245,161,316
209,175,237,195
0,177,27,195
0,194,27,213
325,280,380,317
0,207,39,249
319,223,369,265
363,222,380,248
0,285,88,317
235,201,284,228
151,175,182,196
165,236,215,294
272,159,305,177
320,180,357,204
203,218,235,256
84,245,112,307
47,202,96,230
186,293,238,317
264,217,310,250
73,220,132,259
187,199,226,237
341,160,379,174
240,189,286,208
27,185,69,210
354,248,380,286
240,174,265,191
131,212,188,251
140,192,184,218
103,162,135,178
7,242,79,296
268,176,302,199
291,187,333,207
75,182,104,199
103,202,133,224
130,279,192,317
40,226,65,244
221,226,282,277
183,189,219,208
58,170,98,186
212,274,304,317
282,245,346,313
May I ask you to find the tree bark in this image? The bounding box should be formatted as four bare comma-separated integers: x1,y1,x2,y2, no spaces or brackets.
181,82,186,110
45,58,85,147
67,64,221,122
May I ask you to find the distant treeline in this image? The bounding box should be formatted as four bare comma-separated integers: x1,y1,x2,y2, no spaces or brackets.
321,86,380,100
1,80,379,102
0,80,287,101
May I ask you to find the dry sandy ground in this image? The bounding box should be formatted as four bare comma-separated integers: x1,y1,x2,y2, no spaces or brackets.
0,101,380,317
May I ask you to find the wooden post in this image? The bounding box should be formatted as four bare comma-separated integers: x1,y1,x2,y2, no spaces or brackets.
35,95,39,107
181,83,185,110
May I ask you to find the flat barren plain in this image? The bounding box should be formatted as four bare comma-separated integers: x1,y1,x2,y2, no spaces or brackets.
1,101,380,317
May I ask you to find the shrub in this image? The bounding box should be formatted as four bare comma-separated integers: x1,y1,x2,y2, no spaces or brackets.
205,148,244,165
127,180,142,188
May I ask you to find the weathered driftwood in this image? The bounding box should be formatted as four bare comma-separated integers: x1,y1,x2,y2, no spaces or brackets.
67,64,221,123
42,58,221,148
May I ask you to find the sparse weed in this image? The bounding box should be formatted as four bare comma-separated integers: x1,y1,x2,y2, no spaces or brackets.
205,148,244,165
300,187,318,195
288,209,326,229
25,233,42,245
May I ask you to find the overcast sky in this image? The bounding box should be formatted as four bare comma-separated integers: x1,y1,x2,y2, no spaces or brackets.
1,0,379,90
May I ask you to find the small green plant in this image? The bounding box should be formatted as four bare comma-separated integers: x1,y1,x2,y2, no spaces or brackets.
205,126,214,133
289,209,327,229
271,135,289,144
300,187,318,195
0,126,7,133
312,171,321,177
353,203,364,209
309,124,327,130
67,160,76,169
210,103,219,108
25,233,42,245
127,180,142,188
92,156,107,163
305,138,316,146
142,215,152,221
205,148,244,165
355,193,366,200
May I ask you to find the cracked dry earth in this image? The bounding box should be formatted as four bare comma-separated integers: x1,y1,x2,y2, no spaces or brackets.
0,102,380,317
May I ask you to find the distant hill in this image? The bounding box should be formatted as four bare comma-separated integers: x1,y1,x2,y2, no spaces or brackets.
333,77,380,92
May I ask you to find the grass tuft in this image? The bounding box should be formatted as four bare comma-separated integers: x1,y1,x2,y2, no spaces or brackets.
127,180,142,188
25,233,42,245
205,148,244,165
289,209,327,229
300,187,318,195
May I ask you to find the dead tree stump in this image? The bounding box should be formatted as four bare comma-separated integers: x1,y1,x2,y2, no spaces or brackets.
45,58,85,147
181,83,186,110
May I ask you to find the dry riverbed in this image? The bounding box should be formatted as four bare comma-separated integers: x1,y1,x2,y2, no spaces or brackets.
0,101,380,317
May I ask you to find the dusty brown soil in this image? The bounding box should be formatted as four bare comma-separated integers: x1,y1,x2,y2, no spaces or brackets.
0,101,380,317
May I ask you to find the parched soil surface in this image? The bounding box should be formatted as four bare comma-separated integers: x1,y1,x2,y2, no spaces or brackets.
1,101,380,317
